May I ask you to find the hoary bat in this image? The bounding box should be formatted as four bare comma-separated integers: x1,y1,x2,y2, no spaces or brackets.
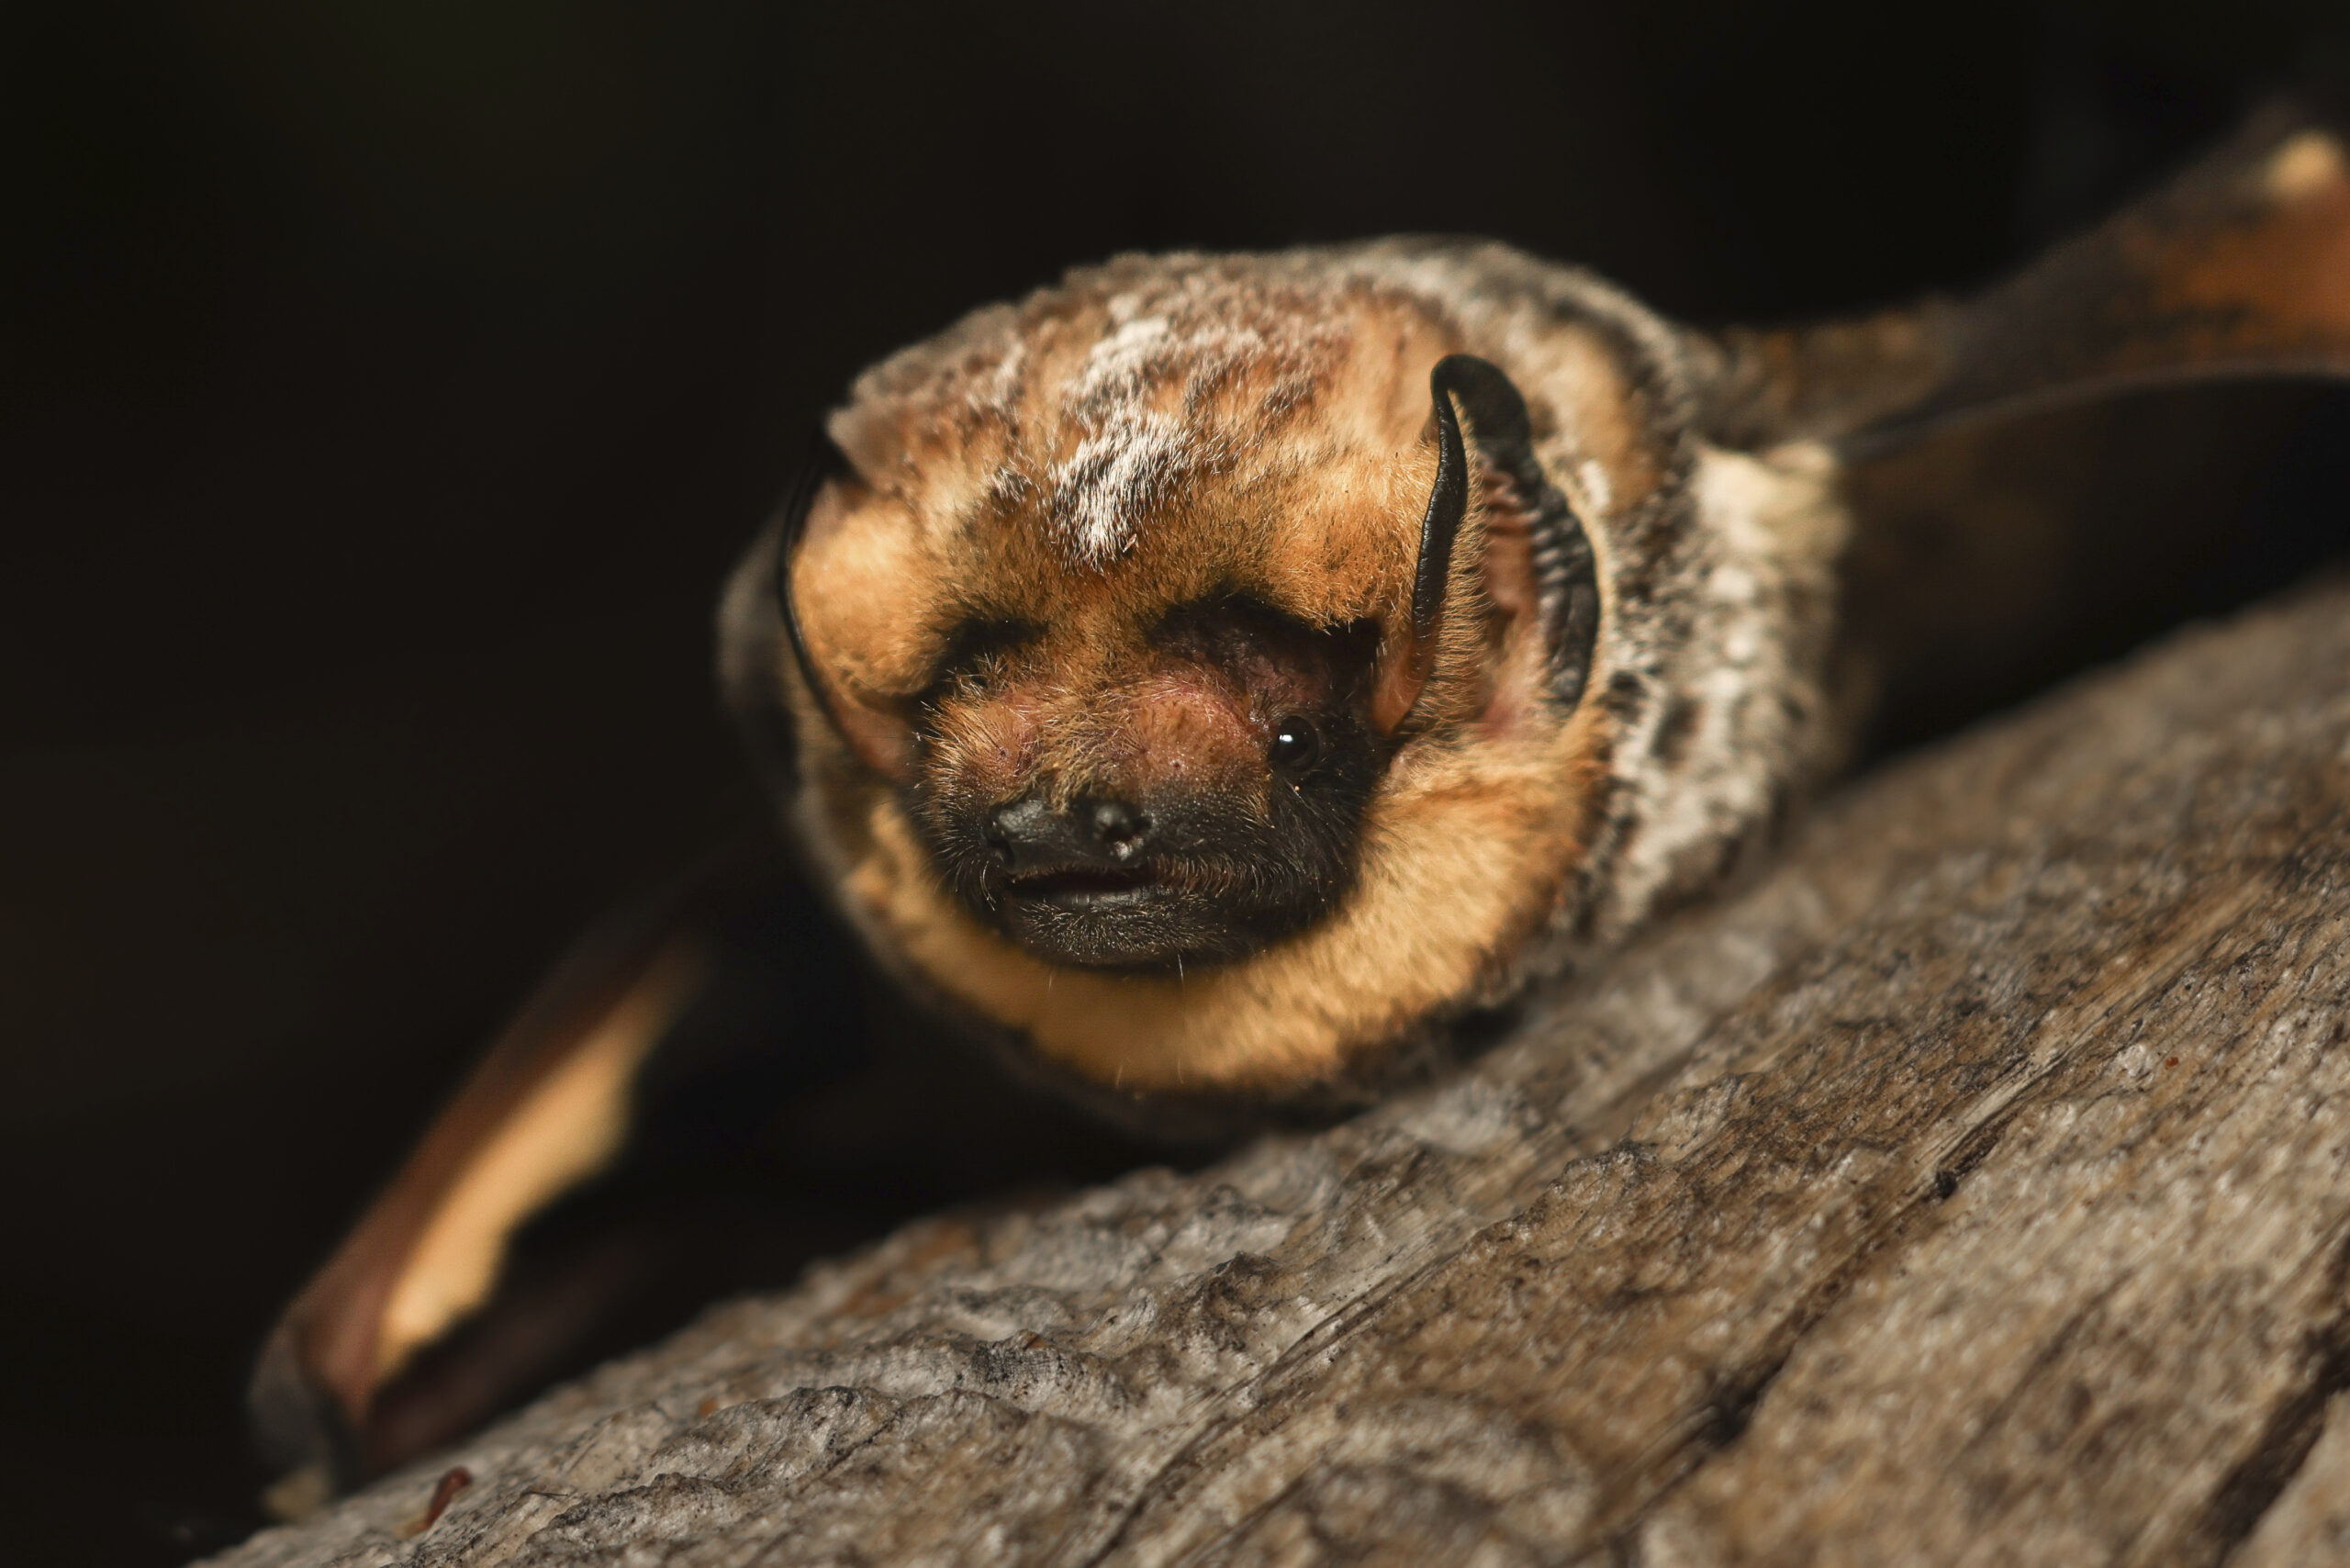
250,99,2350,1505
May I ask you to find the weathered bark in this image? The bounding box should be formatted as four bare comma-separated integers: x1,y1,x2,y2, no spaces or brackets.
210,575,2350,1568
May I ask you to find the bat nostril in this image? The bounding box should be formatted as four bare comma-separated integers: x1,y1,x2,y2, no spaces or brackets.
985,794,1150,874
985,800,1044,869
1087,799,1150,860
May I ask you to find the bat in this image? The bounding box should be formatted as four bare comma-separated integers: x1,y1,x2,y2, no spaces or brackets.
249,97,2350,1506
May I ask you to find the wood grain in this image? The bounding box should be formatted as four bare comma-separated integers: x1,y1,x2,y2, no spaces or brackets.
208,573,2350,1568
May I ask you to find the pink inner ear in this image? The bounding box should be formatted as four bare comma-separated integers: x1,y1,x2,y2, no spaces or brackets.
828,687,919,783
1370,623,1435,735
1368,465,1548,738
1472,473,1550,735
1474,469,1540,626
782,583,919,785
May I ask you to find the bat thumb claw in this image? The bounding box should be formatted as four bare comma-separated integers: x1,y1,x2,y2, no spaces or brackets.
248,1321,364,1516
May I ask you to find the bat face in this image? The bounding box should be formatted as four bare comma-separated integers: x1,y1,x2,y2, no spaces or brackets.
905,588,1386,969
733,254,1650,1097
789,303,1438,972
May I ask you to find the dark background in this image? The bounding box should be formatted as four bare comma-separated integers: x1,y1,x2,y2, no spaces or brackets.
6,3,2348,1562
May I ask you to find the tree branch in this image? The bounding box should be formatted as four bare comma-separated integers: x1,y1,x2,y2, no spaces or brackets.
210,574,2350,1568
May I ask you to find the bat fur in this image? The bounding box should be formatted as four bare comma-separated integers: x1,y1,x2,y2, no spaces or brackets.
252,98,2350,1498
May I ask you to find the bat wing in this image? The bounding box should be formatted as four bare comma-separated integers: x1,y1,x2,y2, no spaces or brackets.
247,845,877,1510
1697,95,2350,454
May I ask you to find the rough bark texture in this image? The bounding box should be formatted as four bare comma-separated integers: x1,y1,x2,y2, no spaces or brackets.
210,576,2350,1568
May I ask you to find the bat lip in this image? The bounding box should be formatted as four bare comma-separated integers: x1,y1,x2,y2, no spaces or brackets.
985,870,1281,969
1003,868,1170,911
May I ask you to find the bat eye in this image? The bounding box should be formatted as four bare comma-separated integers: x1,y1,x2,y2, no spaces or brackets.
1269,715,1321,772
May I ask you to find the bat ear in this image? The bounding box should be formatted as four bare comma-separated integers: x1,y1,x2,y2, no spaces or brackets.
767,435,920,783
1693,96,2350,456
1371,355,1602,733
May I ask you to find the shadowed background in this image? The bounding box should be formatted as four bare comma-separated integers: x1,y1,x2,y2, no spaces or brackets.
6,4,2347,1562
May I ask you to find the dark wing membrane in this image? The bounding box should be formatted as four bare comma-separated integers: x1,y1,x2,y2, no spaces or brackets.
1696,96,2350,454
248,846,872,1505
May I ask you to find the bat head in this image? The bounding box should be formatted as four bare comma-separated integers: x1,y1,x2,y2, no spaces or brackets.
782,297,1416,971
775,287,1609,976
722,250,1697,1103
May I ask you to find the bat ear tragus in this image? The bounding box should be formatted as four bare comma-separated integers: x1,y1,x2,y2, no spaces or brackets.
1372,355,1603,734
1371,360,1470,733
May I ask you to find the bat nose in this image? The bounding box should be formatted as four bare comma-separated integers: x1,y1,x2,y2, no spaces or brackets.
985,794,1154,872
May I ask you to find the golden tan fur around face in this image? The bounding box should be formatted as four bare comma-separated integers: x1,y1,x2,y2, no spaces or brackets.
841,696,1612,1093
773,254,1659,1095
794,287,1453,713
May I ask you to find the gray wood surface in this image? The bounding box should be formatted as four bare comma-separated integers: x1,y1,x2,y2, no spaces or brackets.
210,574,2350,1568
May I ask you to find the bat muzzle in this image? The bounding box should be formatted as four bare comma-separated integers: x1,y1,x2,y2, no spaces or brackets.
986,794,1154,876
970,790,1212,966
934,781,1356,971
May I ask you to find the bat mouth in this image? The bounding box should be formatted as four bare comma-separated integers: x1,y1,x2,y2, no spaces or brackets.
919,781,1376,972
1004,868,1169,911
979,859,1270,969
